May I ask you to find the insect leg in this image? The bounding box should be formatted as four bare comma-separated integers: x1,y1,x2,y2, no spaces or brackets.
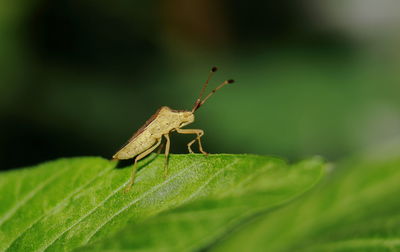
195,131,207,155
163,134,170,178
175,128,207,155
156,141,165,155
125,138,162,192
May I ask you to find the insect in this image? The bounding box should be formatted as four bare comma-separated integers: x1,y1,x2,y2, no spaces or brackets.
113,66,234,191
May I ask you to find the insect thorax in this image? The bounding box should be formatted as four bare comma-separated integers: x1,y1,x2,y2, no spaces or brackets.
150,107,194,136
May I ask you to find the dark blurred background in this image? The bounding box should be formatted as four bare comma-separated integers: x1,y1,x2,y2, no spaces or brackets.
1,0,400,170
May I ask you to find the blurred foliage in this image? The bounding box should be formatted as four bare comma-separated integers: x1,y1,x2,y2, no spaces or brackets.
212,144,400,251
1,0,400,171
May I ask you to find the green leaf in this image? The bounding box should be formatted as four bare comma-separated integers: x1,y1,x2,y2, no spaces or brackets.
0,154,324,251
78,156,324,252
211,155,400,252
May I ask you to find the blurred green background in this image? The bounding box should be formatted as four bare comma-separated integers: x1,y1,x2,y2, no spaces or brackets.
1,0,400,170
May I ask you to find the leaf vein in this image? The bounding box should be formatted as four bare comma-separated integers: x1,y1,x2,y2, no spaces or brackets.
5,163,114,251
82,162,199,245
182,158,240,204
0,166,69,227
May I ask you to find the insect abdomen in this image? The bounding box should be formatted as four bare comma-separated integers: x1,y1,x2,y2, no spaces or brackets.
113,131,156,159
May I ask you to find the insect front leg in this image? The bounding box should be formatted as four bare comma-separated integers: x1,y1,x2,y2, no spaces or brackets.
125,138,162,192
175,128,207,155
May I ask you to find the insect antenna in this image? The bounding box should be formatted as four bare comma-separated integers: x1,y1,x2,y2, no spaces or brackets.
192,78,234,112
192,66,218,112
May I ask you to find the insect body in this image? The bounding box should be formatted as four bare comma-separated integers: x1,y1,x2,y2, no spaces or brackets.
113,67,234,191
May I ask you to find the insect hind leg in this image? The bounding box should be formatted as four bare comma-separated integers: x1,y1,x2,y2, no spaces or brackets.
125,138,162,192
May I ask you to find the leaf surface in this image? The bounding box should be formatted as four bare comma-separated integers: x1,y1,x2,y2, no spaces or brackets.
0,154,324,251
211,154,400,252
77,156,324,251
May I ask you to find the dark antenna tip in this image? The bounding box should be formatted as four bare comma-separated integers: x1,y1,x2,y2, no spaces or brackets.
227,79,235,84
211,66,218,72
